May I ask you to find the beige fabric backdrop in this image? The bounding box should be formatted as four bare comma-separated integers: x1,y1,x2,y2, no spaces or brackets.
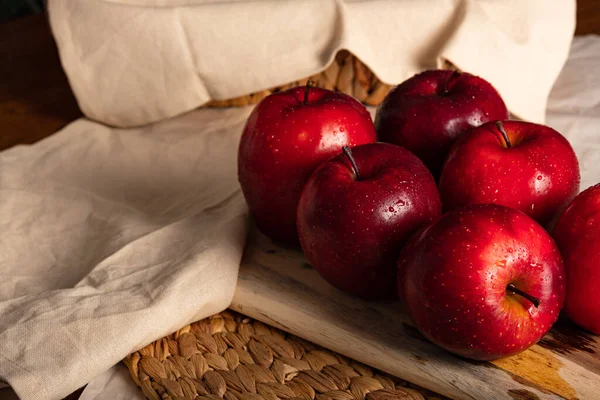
48,0,575,127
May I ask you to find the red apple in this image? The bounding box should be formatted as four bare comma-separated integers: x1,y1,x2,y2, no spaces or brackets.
375,70,508,177
238,85,376,243
297,142,441,299
553,184,600,334
398,204,565,360
439,120,580,226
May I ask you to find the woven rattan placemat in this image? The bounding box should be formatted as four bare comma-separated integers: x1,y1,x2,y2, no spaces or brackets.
124,311,445,400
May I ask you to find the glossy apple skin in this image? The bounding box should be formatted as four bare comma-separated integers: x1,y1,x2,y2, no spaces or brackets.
238,86,376,244
398,204,565,360
375,70,508,177
297,142,442,299
439,120,580,226
553,184,600,333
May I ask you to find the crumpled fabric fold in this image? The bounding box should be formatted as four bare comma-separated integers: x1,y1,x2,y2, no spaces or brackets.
0,108,251,400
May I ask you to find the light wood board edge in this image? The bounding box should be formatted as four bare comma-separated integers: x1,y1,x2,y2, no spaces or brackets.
231,229,600,399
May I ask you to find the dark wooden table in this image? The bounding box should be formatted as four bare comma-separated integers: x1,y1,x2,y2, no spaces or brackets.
0,2,598,399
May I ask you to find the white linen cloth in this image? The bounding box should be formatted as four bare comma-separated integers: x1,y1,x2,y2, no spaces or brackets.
48,0,575,127
0,108,251,399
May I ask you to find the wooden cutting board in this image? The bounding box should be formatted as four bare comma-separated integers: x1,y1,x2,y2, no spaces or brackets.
230,227,600,400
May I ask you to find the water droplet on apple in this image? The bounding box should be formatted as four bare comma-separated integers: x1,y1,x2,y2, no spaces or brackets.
388,207,395,212
587,217,596,227
396,200,405,206
537,175,543,180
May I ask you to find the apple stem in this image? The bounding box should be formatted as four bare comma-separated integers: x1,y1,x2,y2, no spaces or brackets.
304,80,313,105
507,283,540,308
342,146,361,180
442,70,461,94
496,121,512,148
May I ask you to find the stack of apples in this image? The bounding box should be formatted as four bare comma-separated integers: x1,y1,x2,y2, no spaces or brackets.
238,70,598,361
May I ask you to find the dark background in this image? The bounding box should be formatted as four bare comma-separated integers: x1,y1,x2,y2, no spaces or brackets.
0,0,43,23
